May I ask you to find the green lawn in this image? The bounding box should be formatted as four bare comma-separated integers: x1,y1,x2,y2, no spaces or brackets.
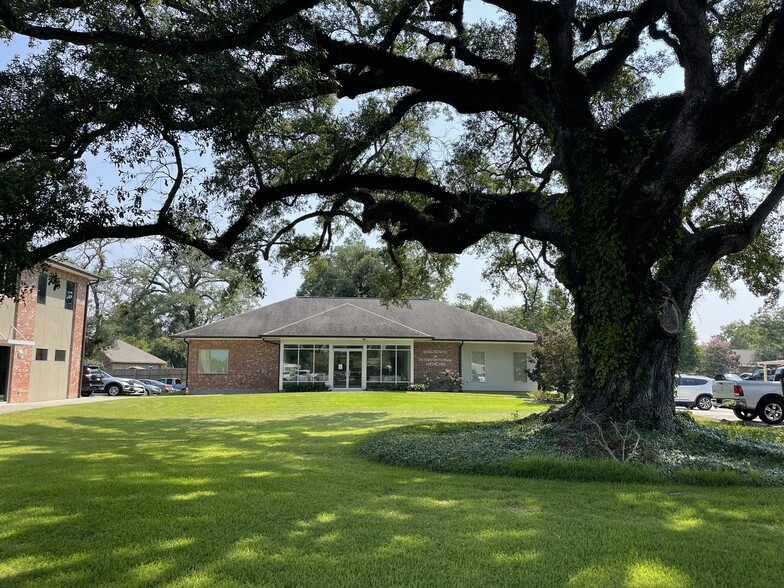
1,392,782,587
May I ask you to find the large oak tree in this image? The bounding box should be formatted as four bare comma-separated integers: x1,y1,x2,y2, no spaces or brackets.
2,1,784,429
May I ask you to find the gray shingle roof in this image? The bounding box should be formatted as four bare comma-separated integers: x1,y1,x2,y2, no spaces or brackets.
101,339,167,365
173,298,536,342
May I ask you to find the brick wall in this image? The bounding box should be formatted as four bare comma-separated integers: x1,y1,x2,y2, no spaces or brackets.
413,341,461,385
66,273,91,399
187,339,280,392
8,271,37,403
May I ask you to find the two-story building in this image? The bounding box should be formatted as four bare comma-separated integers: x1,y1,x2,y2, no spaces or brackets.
0,260,98,403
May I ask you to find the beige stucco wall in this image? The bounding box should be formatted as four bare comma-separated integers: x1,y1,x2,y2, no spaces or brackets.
461,342,538,393
0,300,14,334
29,276,77,401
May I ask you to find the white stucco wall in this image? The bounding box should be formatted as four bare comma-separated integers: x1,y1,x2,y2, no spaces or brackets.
461,342,537,393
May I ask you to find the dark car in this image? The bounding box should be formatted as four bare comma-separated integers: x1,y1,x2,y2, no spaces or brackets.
749,368,777,381
80,365,104,396
775,367,784,382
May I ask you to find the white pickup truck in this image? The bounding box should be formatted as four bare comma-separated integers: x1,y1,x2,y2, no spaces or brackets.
712,378,784,425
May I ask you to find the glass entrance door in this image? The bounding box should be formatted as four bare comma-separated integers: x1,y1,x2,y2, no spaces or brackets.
0,346,9,402
333,350,363,389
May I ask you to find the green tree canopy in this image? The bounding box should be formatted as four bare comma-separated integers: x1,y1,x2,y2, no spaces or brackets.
3,2,784,429
528,319,579,402
677,319,701,374
69,241,260,366
295,238,455,299
721,306,784,361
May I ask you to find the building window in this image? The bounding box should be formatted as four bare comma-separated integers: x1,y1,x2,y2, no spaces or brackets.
514,352,528,382
282,345,329,382
35,348,48,361
197,349,229,374
471,351,486,382
55,350,67,362
37,272,48,304
64,281,76,310
366,345,411,384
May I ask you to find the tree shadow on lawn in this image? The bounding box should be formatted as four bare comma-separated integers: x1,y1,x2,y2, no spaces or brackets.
0,411,783,587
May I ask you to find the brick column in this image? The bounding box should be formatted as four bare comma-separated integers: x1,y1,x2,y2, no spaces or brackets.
8,274,37,402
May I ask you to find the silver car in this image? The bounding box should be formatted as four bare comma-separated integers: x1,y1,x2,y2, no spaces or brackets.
134,379,162,396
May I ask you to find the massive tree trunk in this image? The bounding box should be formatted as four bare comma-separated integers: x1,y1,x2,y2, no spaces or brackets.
568,278,683,431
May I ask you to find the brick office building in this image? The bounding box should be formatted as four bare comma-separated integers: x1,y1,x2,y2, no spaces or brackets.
0,260,98,403
174,298,538,394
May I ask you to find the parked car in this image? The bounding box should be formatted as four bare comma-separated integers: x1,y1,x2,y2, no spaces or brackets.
774,367,784,382
749,368,777,381
739,372,752,380
80,365,104,397
283,369,312,382
158,377,187,391
133,379,161,395
712,378,784,424
139,379,173,393
100,371,144,396
675,374,714,410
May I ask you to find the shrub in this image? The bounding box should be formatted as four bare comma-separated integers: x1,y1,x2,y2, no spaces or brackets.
365,383,409,392
428,369,462,392
529,390,569,404
282,382,330,392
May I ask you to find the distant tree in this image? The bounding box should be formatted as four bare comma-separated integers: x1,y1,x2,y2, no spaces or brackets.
699,336,740,377
677,320,701,374
66,239,127,358
721,319,756,350
71,241,260,366
296,238,455,299
528,319,579,403
453,294,500,320
512,287,573,334
721,307,784,361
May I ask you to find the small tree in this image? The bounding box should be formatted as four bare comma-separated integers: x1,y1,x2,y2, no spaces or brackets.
699,336,740,377
528,320,579,403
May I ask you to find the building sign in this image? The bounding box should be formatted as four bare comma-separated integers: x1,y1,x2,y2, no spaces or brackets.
417,347,456,369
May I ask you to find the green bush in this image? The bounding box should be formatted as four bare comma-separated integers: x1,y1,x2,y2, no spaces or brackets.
529,390,569,404
282,382,330,392
427,369,462,392
365,383,409,391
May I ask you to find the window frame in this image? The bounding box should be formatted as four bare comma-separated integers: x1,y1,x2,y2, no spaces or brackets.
513,352,528,383
35,348,48,361
197,349,229,374
366,344,411,384
64,280,76,310
37,273,48,304
54,350,67,362
471,351,486,383
282,344,329,382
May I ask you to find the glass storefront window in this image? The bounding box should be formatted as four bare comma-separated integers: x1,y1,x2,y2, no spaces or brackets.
367,345,411,384
283,345,329,382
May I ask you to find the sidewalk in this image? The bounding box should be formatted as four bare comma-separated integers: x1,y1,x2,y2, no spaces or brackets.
0,395,128,415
